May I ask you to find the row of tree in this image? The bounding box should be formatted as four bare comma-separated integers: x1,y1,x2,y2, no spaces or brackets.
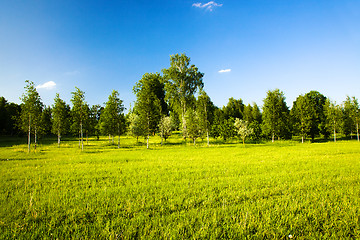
1,54,359,151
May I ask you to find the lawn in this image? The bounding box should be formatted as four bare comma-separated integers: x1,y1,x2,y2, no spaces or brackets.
0,136,359,239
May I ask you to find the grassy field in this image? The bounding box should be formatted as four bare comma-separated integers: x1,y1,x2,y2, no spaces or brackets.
0,136,359,239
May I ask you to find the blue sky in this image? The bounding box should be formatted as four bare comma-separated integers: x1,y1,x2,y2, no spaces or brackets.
1,0,359,110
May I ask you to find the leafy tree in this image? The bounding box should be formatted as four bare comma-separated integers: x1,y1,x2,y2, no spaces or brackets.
262,89,290,142
163,53,204,139
52,93,70,146
101,90,125,148
196,90,213,146
0,97,21,136
210,107,224,139
186,109,201,145
133,73,162,149
71,87,88,151
128,112,144,142
342,96,359,139
223,97,244,120
304,91,327,140
291,95,315,143
39,106,52,137
19,80,44,152
158,116,173,145
88,105,102,140
234,118,254,146
243,103,262,140
324,99,342,142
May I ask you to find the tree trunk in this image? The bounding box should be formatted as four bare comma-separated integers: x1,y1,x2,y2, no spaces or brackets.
206,130,209,147
302,136,304,144
146,135,149,149
118,135,120,149
109,134,111,143
272,132,274,143
58,129,60,147
161,131,163,146
333,120,336,142
357,122,359,142
193,138,196,146
80,121,83,151
242,138,245,146
34,128,37,150
86,133,88,145
28,114,31,153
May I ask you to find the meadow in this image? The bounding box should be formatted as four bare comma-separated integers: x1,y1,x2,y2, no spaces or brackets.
0,135,359,239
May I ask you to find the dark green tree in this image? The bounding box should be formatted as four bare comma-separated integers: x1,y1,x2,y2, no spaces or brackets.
262,89,290,142
19,80,44,152
52,93,70,146
304,91,327,140
101,90,125,148
223,97,244,120
133,73,162,149
71,87,87,151
196,90,214,146
342,96,359,139
163,53,204,139
291,95,315,143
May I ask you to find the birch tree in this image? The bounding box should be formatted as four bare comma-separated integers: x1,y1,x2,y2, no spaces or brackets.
163,53,204,139
19,80,43,152
324,99,342,142
52,93,69,146
71,87,87,151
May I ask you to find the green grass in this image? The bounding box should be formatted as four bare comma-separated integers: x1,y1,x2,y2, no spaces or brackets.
0,136,360,239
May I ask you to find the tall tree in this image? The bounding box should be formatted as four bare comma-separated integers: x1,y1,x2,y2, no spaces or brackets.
19,80,43,152
186,109,201,146
163,53,204,139
133,73,162,149
324,99,342,142
196,90,213,146
291,95,315,143
223,98,244,120
342,96,359,140
101,90,125,148
128,112,144,143
52,93,69,146
304,91,327,140
262,89,290,142
71,87,87,151
39,106,52,137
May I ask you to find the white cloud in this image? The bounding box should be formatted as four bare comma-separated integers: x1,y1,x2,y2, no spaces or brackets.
36,81,56,90
218,69,231,73
192,1,223,11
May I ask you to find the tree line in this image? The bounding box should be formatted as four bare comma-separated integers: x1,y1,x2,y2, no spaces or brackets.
0,53,359,151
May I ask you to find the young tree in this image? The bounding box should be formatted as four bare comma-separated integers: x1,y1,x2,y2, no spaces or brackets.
262,89,290,142
128,112,144,143
291,95,315,143
101,90,125,148
163,53,204,139
234,118,254,146
342,96,359,139
324,99,342,142
186,109,201,146
71,87,87,151
39,106,52,137
133,73,162,149
158,116,172,145
19,80,44,152
52,93,69,147
197,90,213,146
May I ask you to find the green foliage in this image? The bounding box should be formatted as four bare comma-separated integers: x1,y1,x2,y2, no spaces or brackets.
342,96,359,138
128,112,144,142
163,53,204,138
1,138,360,239
324,99,342,142
101,90,125,142
0,97,21,136
223,97,244,120
186,109,201,145
234,118,253,145
304,91,327,140
52,93,70,145
158,115,172,143
70,87,88,150
291,95,315,142
19,80,44,152
262,89,290,141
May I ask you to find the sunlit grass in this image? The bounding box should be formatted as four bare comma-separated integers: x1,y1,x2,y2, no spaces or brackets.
0,136,359,239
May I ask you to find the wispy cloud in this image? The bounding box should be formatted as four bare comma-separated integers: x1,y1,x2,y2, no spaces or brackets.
218,69,231,73
192,1,223,11
36,81,56,90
